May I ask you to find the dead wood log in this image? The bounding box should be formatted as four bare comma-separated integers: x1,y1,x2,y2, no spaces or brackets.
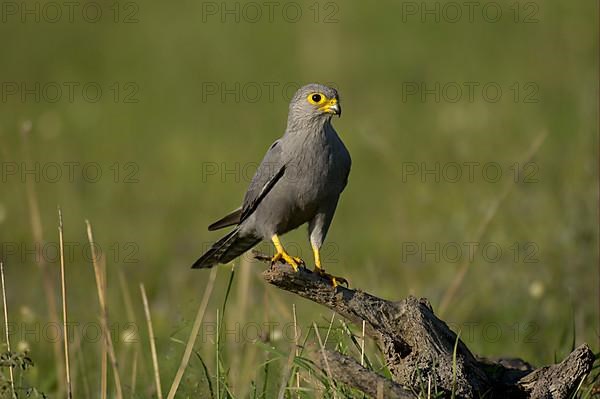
260,261,595,399
317,349,415,398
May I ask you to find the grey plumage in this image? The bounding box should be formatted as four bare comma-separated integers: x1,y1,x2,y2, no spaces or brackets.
207,207,241,231
192,83,351,269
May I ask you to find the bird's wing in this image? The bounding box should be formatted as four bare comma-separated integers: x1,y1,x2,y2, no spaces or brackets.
240,140,285,223
208,207,242,231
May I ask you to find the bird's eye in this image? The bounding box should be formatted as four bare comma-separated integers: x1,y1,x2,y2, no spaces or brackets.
307,93,325,105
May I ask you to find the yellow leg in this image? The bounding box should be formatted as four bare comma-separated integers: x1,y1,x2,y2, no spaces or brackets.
312,243,323,271
271,235,304,272
311,243,348,287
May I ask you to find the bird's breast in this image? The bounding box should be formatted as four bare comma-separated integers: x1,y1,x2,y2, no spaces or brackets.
250,127,350,238
284,130,349,205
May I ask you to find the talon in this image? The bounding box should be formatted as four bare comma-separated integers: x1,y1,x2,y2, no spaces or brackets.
337,276,349,287
270,234,303,272
270,253,283,267
283,253,300,272
314,268,348,288
310,242,347,287
270,252,302,272
292,256,305,266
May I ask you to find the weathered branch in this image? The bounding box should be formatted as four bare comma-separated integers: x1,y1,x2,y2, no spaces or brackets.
260,261,595,399
317,349,414,399
517,344,595,398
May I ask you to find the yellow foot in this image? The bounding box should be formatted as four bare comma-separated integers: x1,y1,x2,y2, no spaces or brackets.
271,252,305,272
313,268,348,288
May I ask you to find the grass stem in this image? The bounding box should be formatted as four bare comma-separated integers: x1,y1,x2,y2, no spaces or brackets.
0,262,15,399
167,267,218,399
58,208,72,398
140,283,163,399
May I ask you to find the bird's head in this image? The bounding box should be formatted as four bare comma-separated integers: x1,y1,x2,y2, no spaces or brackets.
287,83,341,128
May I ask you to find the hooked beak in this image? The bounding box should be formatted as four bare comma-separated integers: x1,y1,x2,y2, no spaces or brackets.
329,102,342,117
320,98,342,117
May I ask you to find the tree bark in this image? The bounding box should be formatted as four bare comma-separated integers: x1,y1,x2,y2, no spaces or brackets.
260,261,595,399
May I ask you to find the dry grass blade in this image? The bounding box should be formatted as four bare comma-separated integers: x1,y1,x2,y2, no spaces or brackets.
277,337,298,399
58,208,73,398
117,268,137,324
277,302,305,399
100,255,107,399
101,340,107,399
427,376,431,399
167,266,218,399
231,256,252,396
313,322,335,397
74,329,92,399
361,320,366,367
131,349,138,397
324,312,335,346
438,130,548,315
140,283,163,399
85,220,124,399
21,122,65,394
293,304,300,398
0,262,15,399
117,267,146,390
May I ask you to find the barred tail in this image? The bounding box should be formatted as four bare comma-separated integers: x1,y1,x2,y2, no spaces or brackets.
192,228,261,269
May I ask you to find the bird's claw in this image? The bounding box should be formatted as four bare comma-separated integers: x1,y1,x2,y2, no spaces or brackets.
291,256,306,266
314,268,348,288
271,252,305,272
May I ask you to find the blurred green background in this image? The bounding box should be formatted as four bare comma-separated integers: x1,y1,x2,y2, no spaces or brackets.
0,0,598,397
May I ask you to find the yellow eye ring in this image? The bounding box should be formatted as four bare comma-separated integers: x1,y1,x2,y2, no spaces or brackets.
307,93,327,105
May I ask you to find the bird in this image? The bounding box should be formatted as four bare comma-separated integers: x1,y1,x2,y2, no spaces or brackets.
192,83,351,286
